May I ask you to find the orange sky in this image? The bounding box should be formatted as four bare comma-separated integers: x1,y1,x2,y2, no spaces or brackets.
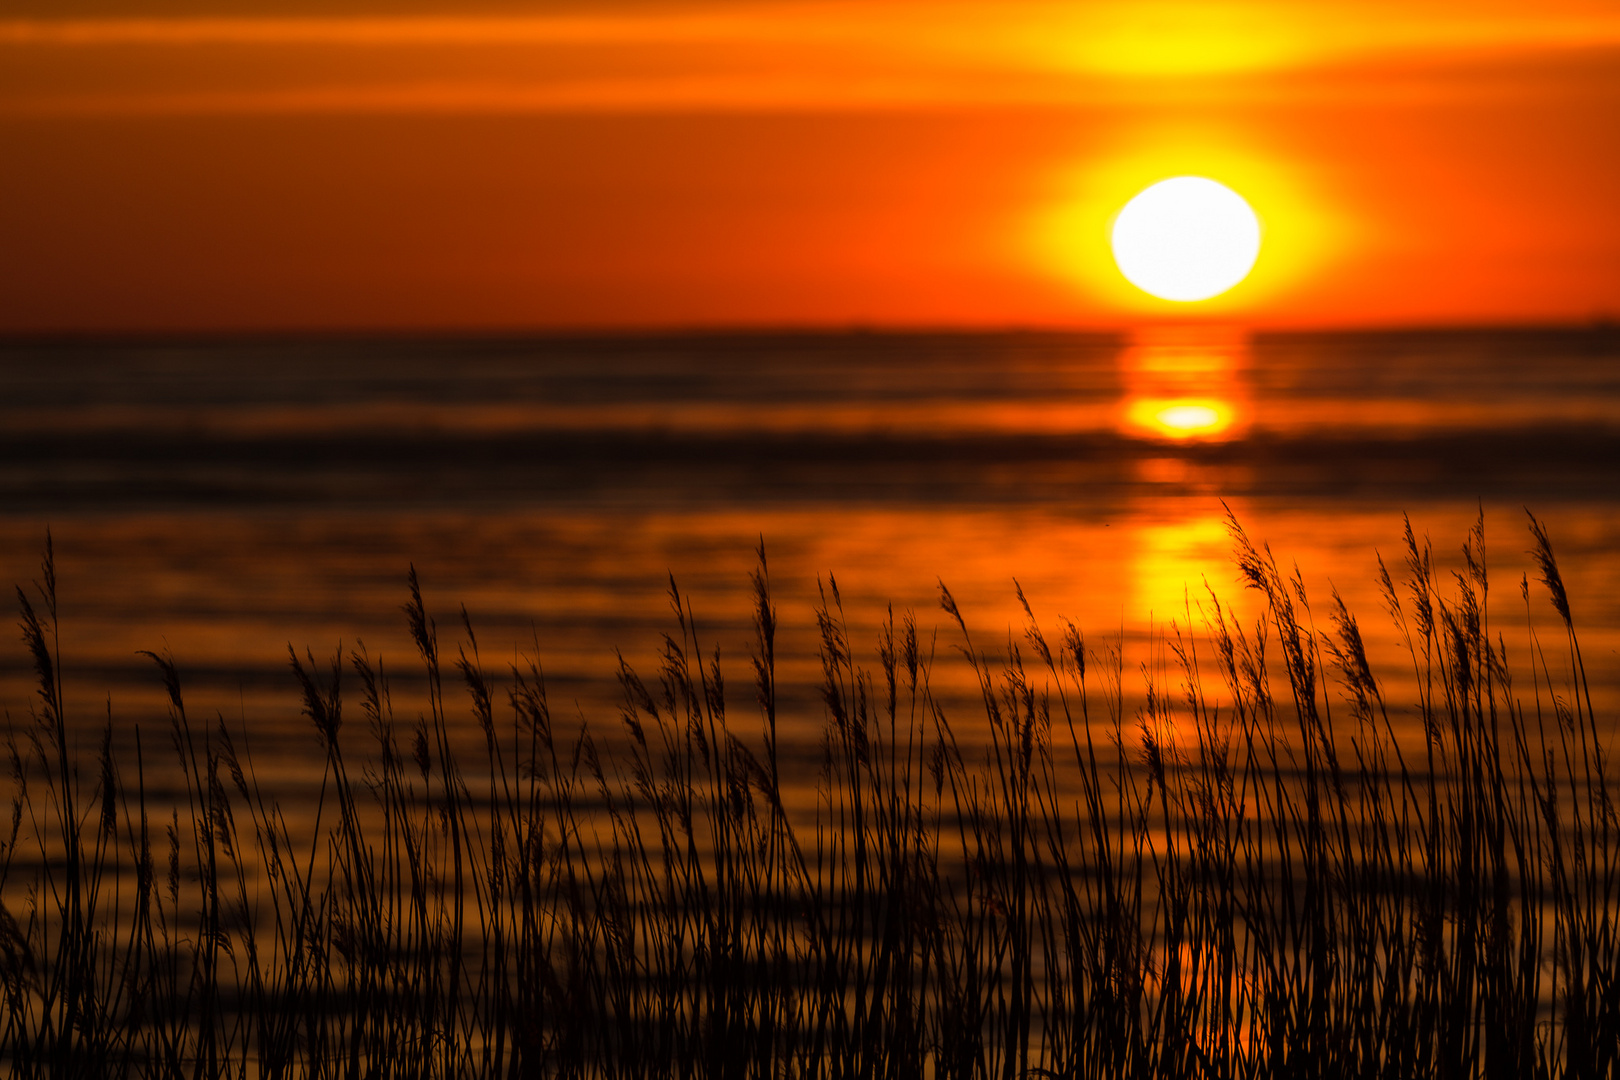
2,1,1618,331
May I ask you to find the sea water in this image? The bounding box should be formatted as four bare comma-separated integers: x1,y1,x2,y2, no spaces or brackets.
1,327,1617,799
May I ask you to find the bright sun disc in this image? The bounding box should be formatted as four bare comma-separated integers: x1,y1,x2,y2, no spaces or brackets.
1111,177,1261,302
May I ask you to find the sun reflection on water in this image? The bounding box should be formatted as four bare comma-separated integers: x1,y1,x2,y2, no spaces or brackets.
1127,514,1237,630
1119,326,1250,442
1118,328,1260,746
1126,398,1234,439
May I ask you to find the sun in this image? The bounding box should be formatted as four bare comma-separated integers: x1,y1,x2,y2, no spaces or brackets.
1110,177,1261,302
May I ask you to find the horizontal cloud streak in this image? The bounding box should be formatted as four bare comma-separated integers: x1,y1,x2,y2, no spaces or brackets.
2,3,1619,115
3,3,1619,65
0,14,763,46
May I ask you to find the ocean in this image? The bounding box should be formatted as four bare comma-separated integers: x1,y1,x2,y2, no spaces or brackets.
2,326,1618,790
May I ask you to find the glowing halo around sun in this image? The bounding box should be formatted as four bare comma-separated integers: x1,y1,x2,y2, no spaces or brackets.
1111,177,1261,302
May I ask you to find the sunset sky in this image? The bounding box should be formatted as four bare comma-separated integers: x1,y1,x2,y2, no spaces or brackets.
2,0,1618,332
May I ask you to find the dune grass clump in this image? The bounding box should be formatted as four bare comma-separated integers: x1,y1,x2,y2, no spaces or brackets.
0,514,1615,1079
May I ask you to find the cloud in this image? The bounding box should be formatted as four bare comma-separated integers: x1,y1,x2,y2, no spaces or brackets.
3,1,1619,114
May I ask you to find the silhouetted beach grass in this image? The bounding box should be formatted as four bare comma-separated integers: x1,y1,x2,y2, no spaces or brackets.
0,511,1615,1078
